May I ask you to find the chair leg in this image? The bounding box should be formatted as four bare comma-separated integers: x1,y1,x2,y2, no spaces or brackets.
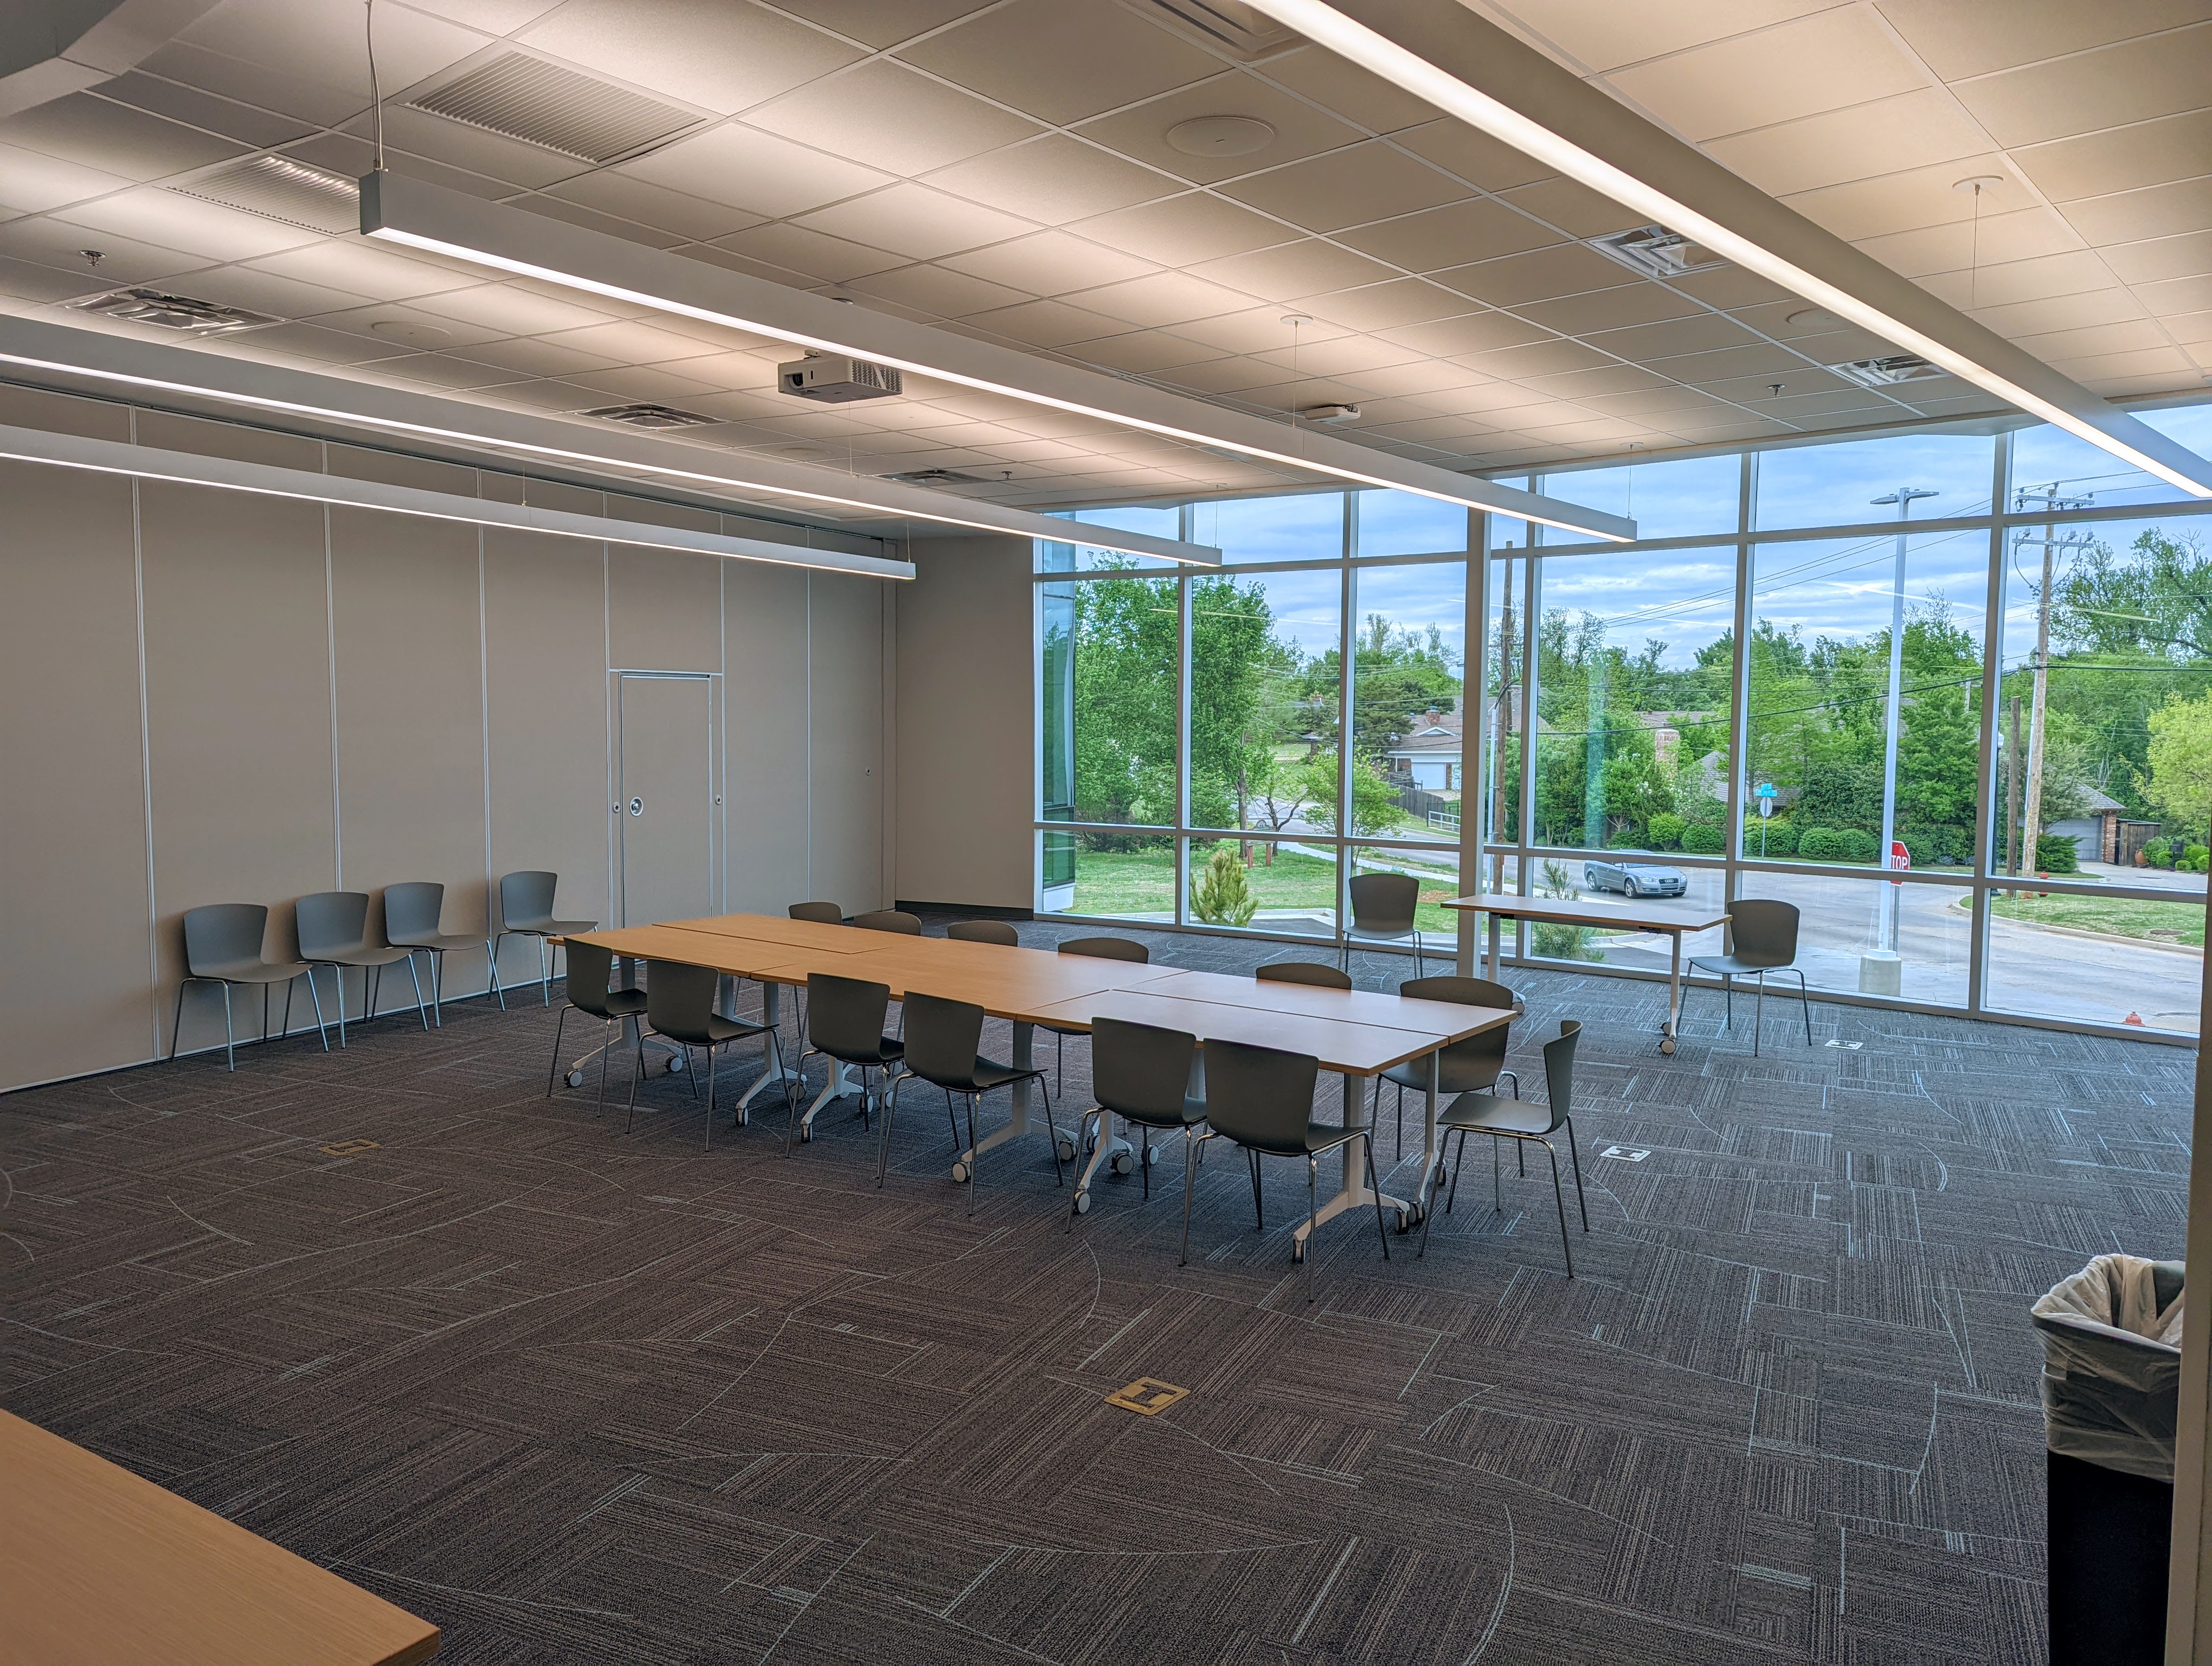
1493,1134,1502,1212
1795,970,1812,1043
1306,1154,1319,1304
1546,1140,1574,1278
782,1049,807,1157
1394,1081,1404,1163
1517,1140,1525,1178
705,1046,718,1150
1753,970,1765,1058
220,983,235,1072
1068,1108,1100,1229
1722,972,1733,1028
1365,1134,1391,1261
487,936,506,1010
305,967,330,1052
876,1071,905,1185
596,1017,615,1114
962,1093,980,1218
1179,1132,1207,1265
169,978,191,1061
1564,1114,1589,1229
1248,1148,1264,1229
1446,1129,1467,1214
261,982,271,1045
1418,1139,1438,1258
407,953,429,1032
281,978,294,1042
545,1005,571,1097
1414,931,1425,980
1038,1081,1063,1187
538,937,550,1007
625,1033,644,1133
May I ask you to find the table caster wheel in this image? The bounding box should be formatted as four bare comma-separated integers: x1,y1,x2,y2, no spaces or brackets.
1072,1190,1091,1215
950,1159,970,1184
666,1054,685,1073
1110,1150,1133,1176
1659,1034,1677,1056
1292,1241,1305,1265
1054,1134,1076,1162
1144,1145,1160,1165
1394,1207,1412,1233
566,1069,584,1088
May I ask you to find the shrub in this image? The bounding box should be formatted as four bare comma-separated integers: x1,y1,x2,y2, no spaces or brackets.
1647,812,1686,851
2034,832,2080,875
1899,830,1933,866
1931,824,1966,865
1746,818,1797,856
1188,845,1258,926
2146,837,2175,869
2182,844,2211,875
1837,829,1880,864
1681,821,1726,855
1798,826,1840,861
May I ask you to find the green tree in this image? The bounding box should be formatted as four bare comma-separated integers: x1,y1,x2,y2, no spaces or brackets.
1189,843,1259,926
1299,755,1406,837
2144,689,2212,840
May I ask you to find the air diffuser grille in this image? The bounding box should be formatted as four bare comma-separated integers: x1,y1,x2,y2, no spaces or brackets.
1829,354,1947,388
580,402,717,429
883,468,992,485
1136,0,1301,59
173,154,359,233
410,53,698,163
70,288,282,335
1590,225,1728,281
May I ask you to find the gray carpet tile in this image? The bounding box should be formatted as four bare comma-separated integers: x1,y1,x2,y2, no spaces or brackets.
1,918,2194,1664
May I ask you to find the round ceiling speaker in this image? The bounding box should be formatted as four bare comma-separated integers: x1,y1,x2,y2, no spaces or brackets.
1166,115,1276,158
1783,306,1843,330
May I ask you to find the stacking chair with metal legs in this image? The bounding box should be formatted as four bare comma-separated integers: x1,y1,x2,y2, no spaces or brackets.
171,903,328,1070
1181,1040,1389,1304
947,920,1019,946
787,901,844,924
1044,935,1148,1093
853,909,922,935
1341,872,1426,977
1068,1017,1205,1224
382,882,486,1025
1420,1020,1587,1277
1375,976,1519,1161
546,939,646,1113
792,973,905,1163
1685,899,1811,1055
895,991,1062,1215
1256,960,1353,990
295,892,428,1045
628,959,785,1149
490,871,596,1009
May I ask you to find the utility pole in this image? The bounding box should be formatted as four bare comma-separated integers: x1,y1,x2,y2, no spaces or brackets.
1862,485,1938,996
2005,693,2023,896
2011,486,2093,879
1491,558,1515,891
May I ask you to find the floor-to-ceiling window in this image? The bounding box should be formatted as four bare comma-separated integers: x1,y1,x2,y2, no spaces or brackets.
1035,402,2212,1040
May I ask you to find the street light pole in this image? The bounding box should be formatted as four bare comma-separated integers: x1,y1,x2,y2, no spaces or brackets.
1863,484,1938,994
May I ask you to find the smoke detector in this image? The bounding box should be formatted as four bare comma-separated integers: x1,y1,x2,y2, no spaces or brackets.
1829,354,1947,388
1590,226,1728,281
578,402,716,428
70,287,281,335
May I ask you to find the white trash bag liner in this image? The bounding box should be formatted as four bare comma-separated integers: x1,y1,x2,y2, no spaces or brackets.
2031,1253,2183,1482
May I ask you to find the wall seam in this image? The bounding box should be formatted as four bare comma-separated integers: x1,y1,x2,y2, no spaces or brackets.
130,453,158,1056
323,462,340,891
477,516,491,996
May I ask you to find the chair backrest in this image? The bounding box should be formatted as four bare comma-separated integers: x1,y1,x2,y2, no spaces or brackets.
1399,975,1516,1092
1091,1018,1199,1122
181,902,268,973
381,882,444,943
1257,959,1351,990
1200,1040,1319,1155
499,870,557,930
1536,1020,1581,1131
643,959,718,1045
564,939,622,1020
1058,935,1148,964
806,973,892,1061
947,920,1020,945
1726,899,1799,968
295,892,371,959
853,909,923,935
788,900,844,924
901,991,986,1088
1348,871,1419,935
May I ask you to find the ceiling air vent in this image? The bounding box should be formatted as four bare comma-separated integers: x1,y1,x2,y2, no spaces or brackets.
882,467,992,485
1829,354,1948,389
70,287,281,335
1134,0,1302,60
579,402,716,429
172,154,359,234
1590,225,1728,281
409,53,699,164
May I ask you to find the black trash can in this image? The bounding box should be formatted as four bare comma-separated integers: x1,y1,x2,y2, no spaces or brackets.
2033,1254,2183,1666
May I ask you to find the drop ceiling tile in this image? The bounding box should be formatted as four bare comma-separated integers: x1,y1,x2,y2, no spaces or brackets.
620,125,890,218
2134,273,2212,317
163,264,376,321
2010,318,2176,362
1362,413,1504,443
454,335,623,378
381,350,535,391
939,229,1158,293
710,221,908,283
95,74,316,150
1853,207,2085,281
228,319,412,365
288,299,506,353
0,216,208,285
2103,230,2212,287
1876,0,2209,79
846,262,1026,317
0,94,248,182
1695,366,1862,403
407,281,616,335
1571,386,1735,418
1513,280,1706,336
541,318,741,363
1061,330,1228,373
2166,307,2212,345
247,237,480,300
1064,270,1257,328
1455,337,1612,379
1494,0,1841,74
797,183,1033,260
1378,310,1552,356
1390,119,1552,194
1217,142,1471,234
1950,23,2212,150
1303,277,1480,332
2046,344,2197,383
1155,356,1303,395
1755,387,1894,419
0,143,137,214
1187,238,1398,301
1169,306,1353,353
924,135,1179,225
897,0,1221,125
1071,191,1292,265
1334,359,1491,396
2012,108,2212,204
1914,249,2115,311
2060,176,2212,249
518,0,862,114
0,254,110,303
1966,285,2148,337
136,39,359,127
1519,363,1675,398
1581,312,1765,362
1606,9,1926,143
1259,44,1442,135
542,173,763,243
743,60,1043,175
1493,177,1645,240
1648,341,1814,383
1666,265,1795,310
1335,197,1565,272
1430,242,1632,306
511,194,689,249
1783,155,2020,242
1073,71,1365,187
960,296,1135,348
1253,334,1424,376
1702,88,1991,198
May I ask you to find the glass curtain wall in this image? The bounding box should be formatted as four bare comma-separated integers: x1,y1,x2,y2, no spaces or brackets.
1036,408,2212,1040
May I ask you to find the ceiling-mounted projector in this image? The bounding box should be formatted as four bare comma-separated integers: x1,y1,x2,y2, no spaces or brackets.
778,353,902,403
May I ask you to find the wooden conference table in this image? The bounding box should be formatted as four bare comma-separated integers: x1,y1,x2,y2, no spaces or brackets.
568,915,1510,1242
1,1409,440,1666
1443,891,1729,1055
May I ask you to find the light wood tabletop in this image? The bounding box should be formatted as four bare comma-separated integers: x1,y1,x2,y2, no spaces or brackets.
654,913,881,954
1138,969,1510,1043
1025,988,1448,1077
0,1409,440,1666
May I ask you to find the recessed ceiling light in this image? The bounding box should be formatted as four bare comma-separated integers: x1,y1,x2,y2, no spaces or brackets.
369,319,453,344
1166,115,1277,158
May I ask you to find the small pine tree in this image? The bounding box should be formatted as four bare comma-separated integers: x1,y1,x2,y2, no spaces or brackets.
1189,845,1259,926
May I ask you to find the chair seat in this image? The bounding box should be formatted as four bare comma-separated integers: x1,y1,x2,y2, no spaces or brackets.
823,1036,904,1067
1112,1093,1207,1130
195,957,311,985
1441,1092,1556,1137
1227,1119,1365,1158
1346,925,1417,941
307,945,416,969
1688,953,1793,976
961,1056,1042,1093
507,915,597,937
594,988,648,1018
1382,1055,1500,1093
390,931,482,953
660,1011,771,1047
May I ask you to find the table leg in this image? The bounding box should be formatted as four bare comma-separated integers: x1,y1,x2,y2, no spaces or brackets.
1661,932,1682,1055
1414,1050,1442,1222
736,982,804,1112
1292,1071,1407,1257
1488,912,1502,982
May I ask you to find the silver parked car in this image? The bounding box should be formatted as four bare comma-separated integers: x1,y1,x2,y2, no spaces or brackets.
1583,859,1687,899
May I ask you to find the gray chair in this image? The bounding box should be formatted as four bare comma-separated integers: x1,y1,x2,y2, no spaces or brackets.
1686,899,1810,1055
295,890,428,1045
1377,976,1519,1159
382,882,485,1026
947,920,1020,945
1257,960,1353,990
1342,872,1426,976
854,909,922,935
788,901,845,924
492,871,596,1009
547,938,646,1112
170,902,328,1069
1068,1017,1206,1223
1044,935,1150,1092
1181,1039,1390,1304
1422,1020,1586,1277
795,973,905,1165
896,991,1060,1215
628,959,785,1149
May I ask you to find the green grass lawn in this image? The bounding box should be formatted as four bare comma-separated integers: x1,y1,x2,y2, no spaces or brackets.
1070,842,1463,931
1986,891,2205,948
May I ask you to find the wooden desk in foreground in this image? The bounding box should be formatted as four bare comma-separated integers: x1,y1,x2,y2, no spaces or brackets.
0,1409,439,1666
1442,892,1729,1055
